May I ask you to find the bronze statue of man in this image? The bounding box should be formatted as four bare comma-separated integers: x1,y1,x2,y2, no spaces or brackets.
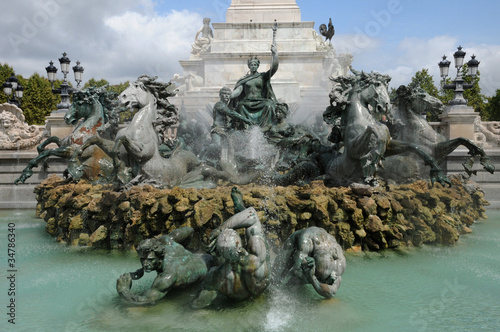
213,86,255,134
191,207,271,308
203,86,255,165
274,226,346,298
116,227,207,304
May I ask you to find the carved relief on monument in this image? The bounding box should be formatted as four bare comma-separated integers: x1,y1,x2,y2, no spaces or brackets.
171,73,204,95
0,103,48,150
473,117,500,147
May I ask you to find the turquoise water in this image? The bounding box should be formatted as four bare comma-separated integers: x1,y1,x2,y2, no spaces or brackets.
1,209,499,332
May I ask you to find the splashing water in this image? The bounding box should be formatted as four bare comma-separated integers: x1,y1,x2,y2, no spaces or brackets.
231,125,278,169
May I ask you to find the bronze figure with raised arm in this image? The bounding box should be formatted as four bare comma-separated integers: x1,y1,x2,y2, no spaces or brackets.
230,23,279,127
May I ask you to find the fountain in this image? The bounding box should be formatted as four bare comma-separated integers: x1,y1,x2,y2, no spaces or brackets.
11,0,495,316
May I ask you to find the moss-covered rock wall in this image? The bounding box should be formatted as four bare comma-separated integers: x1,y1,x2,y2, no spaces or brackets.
34,174,488,251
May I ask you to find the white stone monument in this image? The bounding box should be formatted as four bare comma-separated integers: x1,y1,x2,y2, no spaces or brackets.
171,0,352,124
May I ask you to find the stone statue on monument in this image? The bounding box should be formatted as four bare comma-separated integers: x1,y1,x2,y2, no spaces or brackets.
191,17,214,56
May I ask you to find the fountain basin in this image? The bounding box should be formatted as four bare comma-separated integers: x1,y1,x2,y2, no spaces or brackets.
2,209,500,331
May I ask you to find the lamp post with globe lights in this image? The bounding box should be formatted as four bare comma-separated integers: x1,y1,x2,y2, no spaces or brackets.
438,46,480,106
45,52,84,110
2,72,24,108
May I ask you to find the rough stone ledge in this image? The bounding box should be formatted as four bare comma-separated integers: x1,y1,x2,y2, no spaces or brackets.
34,174,488,252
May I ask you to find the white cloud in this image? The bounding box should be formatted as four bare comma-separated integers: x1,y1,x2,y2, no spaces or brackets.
102,9,202,83
346,35,500,96
465,44,500,96
384,66,414,89
394,36,500,96
0,1,202,85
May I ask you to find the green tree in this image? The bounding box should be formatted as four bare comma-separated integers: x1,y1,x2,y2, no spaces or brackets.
482,89,500,121
409,68,441,121
438,76,454,106
21,72,58,125
108,81,129,95
0,63,17,104
389,87,397,101
83,78,109,89
462,66,486,116
83,78,129,95
409,68,439,98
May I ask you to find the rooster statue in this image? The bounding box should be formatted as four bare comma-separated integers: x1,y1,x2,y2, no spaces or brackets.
319,18,335,44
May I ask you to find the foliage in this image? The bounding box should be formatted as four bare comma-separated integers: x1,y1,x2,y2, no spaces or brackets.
83,78,110,89
462,66,486,116
0,63,15,104
482,89,500,121
438,77,454,106
408,69,441,121
409,69,439,98
1,63,61,125
83,78,129,95
389,87,397,101
109,81,129,95
83,78,131,122
20,73,59,125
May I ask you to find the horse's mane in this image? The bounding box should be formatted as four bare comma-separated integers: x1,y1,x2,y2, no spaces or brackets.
135,74,179,125
326,69,391,116
72,86,118,123
330,69,391,93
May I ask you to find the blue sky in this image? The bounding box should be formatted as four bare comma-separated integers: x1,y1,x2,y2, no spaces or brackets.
1,0,499,95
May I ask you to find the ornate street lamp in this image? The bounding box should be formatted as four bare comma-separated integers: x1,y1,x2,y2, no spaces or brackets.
2,72,24,107
72,61,84,88
467,55,480,77
438,46,479,106
438,55,450,80
45,61,58,87
45,52,84,110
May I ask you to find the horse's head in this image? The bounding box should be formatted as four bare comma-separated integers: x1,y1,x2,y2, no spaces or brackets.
356,71,392,115
119,75,177,111
119,81,155,110
65,88,98,125
395,85,444,117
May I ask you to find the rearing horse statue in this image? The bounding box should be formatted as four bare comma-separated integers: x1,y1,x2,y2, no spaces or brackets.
111,75,201,187
14,87,112,184
388,85,495,178
324,68,450,186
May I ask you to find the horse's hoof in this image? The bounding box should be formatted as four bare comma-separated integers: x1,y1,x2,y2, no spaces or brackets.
482,163,495,174
434,177,451,187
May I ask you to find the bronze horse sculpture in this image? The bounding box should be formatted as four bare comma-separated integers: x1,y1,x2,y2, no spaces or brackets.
387,85,495,179
324,68,451,186
14,87,114,184
74,75,206,188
